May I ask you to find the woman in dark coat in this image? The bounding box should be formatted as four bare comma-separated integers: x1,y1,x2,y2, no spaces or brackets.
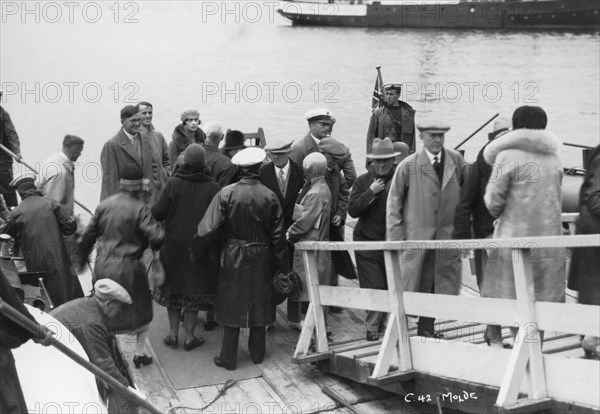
568,144,600,358
168,108,206,173
152,144,220,351
79,166,163,367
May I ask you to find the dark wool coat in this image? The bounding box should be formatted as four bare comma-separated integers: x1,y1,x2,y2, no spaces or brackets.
568,144,600,305
203,144,237,187
483,129,565,302
151,165,220,296
0,106,21,207
1,270,35,414
349,169,394,290
80,192,164,331
100,128,155,204
367,102,416,154
168,124,206,173
196,171,287,328
4,190,83,307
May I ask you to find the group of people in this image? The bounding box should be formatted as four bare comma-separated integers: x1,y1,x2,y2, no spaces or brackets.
0,81,598,413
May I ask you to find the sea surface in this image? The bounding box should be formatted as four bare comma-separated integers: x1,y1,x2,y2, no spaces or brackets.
1,0,599,213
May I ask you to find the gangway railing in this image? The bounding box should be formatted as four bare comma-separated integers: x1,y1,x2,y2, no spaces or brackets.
293,227,599,411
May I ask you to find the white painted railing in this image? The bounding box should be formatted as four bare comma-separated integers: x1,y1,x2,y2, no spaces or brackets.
293,225,599,410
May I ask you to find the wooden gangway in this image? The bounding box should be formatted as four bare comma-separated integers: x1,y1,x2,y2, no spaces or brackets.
293,214,600,413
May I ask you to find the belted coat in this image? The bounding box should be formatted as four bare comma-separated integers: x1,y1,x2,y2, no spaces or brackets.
196,172,288,328
386,148,465,295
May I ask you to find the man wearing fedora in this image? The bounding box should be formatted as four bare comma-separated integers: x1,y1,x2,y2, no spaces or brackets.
100,105,155,204
52,279,138,413
367,83,416,156
349,138,398,341
221,130,247,160
387,120,464,338
2,171,84,308
0,90,22,208
291,108,356,190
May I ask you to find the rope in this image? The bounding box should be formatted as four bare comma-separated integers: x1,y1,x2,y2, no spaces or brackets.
166,379,237,413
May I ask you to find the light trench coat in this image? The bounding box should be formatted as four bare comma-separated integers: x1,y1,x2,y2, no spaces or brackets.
386,148,465,295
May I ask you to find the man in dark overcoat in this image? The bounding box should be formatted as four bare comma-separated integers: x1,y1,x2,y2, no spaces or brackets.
0,268,36,414
348,138,397,341
196,147,288,371
0,92,21,207
2,172,83,307
202,121,237,187
100,105,155,203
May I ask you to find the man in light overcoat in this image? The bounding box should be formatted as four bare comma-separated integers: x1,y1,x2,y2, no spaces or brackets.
386,120,464,337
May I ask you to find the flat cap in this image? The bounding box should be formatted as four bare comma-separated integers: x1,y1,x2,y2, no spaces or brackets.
305,108,336,124
10,171,37,188
264,139,293,153
120,105,142,122
232,147,266,167
417,119,451,133
94,279,132,304
318,137,348,158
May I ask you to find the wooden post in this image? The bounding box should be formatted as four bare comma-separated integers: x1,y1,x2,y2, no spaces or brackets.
496,248,547,406
382,249,413,373
302,250,328,353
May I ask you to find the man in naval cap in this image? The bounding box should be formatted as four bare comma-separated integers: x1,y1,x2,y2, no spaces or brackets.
52,279,138,413
290,108,356,190
196,147,288,371
367,83,416,157
100,105,155,203
2,171,83,307
387,118,464,338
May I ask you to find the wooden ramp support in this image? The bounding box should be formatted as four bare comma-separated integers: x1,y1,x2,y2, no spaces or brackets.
293,233,600,413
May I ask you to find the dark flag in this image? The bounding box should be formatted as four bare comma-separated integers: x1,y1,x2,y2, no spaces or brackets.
371,66,384,111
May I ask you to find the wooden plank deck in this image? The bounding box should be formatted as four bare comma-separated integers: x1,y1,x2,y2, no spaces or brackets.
116,220,599,414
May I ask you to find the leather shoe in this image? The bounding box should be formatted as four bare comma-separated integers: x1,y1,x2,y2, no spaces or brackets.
366,331,379,342
133,354,153,369
184,337,205,351
163,335,178,349
213,356,236,371
204,321,220,332
419,331,444,339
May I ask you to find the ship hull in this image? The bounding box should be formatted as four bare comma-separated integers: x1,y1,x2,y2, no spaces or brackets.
278,0,600,30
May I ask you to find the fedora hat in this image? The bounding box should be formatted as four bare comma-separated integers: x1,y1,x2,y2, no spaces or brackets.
367,137,397,159
222,130,246,150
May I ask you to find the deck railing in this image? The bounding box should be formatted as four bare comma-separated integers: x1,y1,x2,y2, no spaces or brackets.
293,214,599,410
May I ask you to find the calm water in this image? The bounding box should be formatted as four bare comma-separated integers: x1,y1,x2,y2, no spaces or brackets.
1,0,599,212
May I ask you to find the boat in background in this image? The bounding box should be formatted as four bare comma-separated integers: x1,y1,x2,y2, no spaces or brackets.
277,0,600,30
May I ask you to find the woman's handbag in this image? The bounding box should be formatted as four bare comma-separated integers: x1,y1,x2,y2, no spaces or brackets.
145,250,166,289
272,271,303,305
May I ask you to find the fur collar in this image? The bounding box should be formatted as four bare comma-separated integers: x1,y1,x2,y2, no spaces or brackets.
484,129,561,164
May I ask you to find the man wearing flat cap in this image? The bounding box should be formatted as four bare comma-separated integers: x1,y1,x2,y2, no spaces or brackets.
0,92,22,208
196,147,288,371
52,279,139,413
290,108,356,190
100,105,155,203
367,83,416,157
387,120,464,338
2,171,84,308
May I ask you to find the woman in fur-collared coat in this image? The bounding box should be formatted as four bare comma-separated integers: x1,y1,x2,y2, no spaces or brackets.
483,106,566,345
